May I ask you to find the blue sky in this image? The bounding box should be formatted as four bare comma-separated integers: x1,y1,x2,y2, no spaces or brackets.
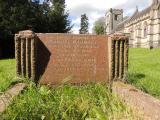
65,0,152,34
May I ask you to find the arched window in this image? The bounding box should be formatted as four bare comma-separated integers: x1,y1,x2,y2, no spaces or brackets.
135,25,139,37
129,28,133,39
143,22,148,38
115,15,118,21
144,27,148,37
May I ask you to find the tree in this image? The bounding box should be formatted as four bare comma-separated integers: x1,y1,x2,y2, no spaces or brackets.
0,0,39,58
92,17,106,35
0,0,72,58
47,0,72,33
79,14,89,34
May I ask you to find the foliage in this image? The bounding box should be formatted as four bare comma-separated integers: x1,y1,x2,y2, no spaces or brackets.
92,17,106,35
79,14,89,34
0,0,71,33
1,83,137,120
47,0,72,33
128,48,160,98
0,0,71,58
0,0,33,57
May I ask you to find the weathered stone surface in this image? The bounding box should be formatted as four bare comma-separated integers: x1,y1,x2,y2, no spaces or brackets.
108,34,129,82
15,30,129,85
15,30,37,81
113,82,160,120
0,83,27,113
37,34,109,85
15,36,21,76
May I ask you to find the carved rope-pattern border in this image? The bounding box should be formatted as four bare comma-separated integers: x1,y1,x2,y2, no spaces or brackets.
21,37,26,77
111,35,129,81
119,40,122,79
121,41,125,79
124,39,129,80
115,40,118,79
111,40,115,80
15,31,37,81
26,38,31,78
31,37,37,81
15,36,21,76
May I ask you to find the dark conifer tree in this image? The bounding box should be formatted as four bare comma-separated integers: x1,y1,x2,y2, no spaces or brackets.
47,0,72,33
79,14,89,34
0,0,71,58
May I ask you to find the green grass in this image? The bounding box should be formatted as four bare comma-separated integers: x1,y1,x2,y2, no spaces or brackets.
128,48,160,98
1,48,160,119
0,59,17,93
1,83,138,120
0,59,139,119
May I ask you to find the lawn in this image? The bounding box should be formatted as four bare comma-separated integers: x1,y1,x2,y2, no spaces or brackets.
0,60,138,119
128,48,160,98
0,59,17,93
1,83,138,120
0,48,160,119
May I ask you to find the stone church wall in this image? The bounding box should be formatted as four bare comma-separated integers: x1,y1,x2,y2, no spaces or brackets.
124,16,150,48
106,0,160,48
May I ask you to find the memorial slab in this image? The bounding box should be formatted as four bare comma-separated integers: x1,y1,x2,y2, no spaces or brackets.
37,34,109,84
15,30,129,85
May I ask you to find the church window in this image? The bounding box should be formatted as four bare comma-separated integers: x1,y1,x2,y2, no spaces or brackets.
144,26,148,38
130,29,133,39
114,15,118,21
143,22,148,38
135,25,139,37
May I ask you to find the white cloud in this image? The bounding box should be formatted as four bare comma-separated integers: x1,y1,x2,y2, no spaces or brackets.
66,0,128,10
71,18,80,34
66,0,152,34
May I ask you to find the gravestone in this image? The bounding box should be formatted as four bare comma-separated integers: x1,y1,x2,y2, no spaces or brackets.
37,34,108,84
15,30,128,85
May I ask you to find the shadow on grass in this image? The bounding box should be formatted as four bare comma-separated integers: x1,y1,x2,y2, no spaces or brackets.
128,73,145,84
128,73,150,93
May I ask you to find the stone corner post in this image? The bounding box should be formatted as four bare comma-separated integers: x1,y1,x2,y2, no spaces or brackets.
108,33,129,83
15,30,37,81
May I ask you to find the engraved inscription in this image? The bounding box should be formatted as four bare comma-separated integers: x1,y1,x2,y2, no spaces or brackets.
38,34,108,84
51,39,97,75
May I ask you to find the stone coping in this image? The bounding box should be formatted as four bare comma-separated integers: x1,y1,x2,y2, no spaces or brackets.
0,83,27,113
113,81,160,120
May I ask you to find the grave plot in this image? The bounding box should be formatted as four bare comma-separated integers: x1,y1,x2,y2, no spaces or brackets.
15,30,129,85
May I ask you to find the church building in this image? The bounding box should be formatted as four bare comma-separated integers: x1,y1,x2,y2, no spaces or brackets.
105,0,160,48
